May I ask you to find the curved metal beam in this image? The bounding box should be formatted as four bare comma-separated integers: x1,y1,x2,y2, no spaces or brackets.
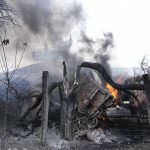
76,62,144,91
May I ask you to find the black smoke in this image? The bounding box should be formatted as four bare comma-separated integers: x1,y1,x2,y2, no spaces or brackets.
15,0,114,82
80,31,114,76
17,0,84,43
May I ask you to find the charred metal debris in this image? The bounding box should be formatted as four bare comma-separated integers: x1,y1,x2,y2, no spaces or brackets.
18,61,150,141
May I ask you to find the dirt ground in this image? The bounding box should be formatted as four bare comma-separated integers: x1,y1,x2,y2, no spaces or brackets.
2,139,150,150
1,126,150,150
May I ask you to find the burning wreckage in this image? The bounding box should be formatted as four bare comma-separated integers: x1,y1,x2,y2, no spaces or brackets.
18,62,149,141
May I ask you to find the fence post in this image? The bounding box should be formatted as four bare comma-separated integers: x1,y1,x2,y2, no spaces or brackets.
58,81,67,139
65,93,76,140
41,71,49,145
143,74,150,125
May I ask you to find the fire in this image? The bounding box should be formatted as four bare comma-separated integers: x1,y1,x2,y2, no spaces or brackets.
105,83,118,99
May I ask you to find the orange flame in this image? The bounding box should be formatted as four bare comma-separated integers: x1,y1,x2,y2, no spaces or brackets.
106,83,118,99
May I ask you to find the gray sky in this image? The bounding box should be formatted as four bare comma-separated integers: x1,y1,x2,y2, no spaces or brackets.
79,0,150,67
4,0,150,70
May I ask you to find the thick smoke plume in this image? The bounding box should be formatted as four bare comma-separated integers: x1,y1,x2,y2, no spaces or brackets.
17,0,84,43
14,0,114,83
80,31,114,76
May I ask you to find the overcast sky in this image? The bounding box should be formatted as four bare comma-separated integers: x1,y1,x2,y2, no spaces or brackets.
79,0,150,68
5,0,150,70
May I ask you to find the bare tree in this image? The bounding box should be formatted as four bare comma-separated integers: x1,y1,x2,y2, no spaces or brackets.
0,31,27,149
133,56,150,83
0,0,17,28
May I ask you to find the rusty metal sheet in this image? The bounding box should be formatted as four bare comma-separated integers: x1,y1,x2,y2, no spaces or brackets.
76,77,109,115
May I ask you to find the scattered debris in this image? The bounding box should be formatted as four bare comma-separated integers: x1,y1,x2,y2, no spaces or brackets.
87,128,117,144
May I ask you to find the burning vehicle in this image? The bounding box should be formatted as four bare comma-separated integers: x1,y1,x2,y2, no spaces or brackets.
73,74,146,137
18,61,148,142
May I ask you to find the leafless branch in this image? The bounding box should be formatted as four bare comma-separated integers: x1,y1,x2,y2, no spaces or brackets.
0,0,17,29
133,56,150,83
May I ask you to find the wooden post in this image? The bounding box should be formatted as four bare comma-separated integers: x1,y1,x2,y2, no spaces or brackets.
41,71,49,145
58,81,67,139
65,93,76,140
59,61,76,140
143,74,150,125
